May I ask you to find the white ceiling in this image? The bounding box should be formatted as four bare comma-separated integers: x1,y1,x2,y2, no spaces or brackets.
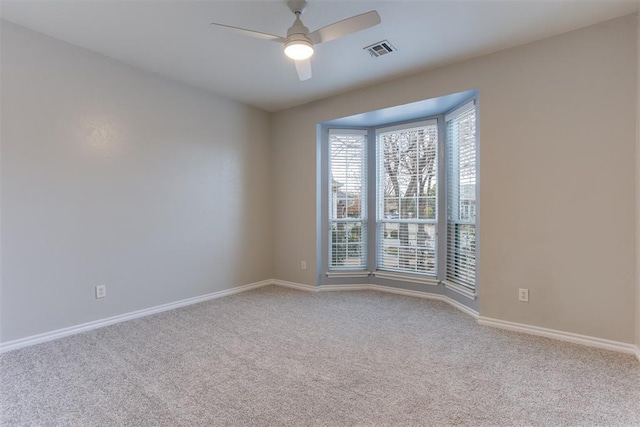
1,0,638,112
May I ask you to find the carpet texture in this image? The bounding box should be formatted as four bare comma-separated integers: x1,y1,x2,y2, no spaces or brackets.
1,285,639,426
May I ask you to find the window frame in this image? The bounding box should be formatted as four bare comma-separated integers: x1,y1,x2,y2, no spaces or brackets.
327,129,369,271
375,119,440,277
442,100,478,298
319,126,375,281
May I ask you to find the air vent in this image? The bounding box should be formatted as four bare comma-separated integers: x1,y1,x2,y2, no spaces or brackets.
364,40,396,58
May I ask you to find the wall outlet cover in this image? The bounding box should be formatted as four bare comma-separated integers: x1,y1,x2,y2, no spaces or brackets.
519,288,529,302
95,285,106,299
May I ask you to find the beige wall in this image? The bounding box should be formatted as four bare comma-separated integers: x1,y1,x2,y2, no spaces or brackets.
273,15,638,343
0,21,273,342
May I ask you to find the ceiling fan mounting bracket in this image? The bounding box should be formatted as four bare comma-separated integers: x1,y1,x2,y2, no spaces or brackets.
287,0,308,15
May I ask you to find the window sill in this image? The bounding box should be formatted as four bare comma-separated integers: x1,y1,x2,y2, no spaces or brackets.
326,271,371,279
443,280,477,300
372,271,439,286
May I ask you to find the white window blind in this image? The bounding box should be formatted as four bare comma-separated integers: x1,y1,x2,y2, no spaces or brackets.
329,129,367,269
446,101,477,290
376,120,438,275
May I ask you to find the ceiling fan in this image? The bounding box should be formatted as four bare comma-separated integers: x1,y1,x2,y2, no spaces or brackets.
210,0,381,81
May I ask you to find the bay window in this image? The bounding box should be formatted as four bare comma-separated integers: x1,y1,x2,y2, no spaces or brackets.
322,96,478,297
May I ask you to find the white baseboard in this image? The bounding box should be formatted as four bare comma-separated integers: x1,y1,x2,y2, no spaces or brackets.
2,278,636,363
270,279,318,292
270,280,479,319
477,316,637,356
0,280,272,354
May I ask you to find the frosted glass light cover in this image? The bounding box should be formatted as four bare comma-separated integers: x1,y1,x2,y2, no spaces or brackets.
284,42,313,60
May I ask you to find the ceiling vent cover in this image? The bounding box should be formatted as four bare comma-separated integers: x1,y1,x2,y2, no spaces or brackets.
364,40,396,57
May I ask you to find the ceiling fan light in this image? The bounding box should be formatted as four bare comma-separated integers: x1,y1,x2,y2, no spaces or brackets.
284,39,314,60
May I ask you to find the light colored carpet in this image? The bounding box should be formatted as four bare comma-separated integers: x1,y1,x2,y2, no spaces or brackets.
1,285,639,426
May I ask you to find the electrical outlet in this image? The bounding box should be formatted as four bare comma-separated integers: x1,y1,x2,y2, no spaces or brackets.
95,285,106,299
301,261,307,270
518,288,529,302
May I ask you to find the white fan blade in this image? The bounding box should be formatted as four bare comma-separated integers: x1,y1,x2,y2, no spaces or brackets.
210,22,285,43
295,58,312,81
308,11,380,45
